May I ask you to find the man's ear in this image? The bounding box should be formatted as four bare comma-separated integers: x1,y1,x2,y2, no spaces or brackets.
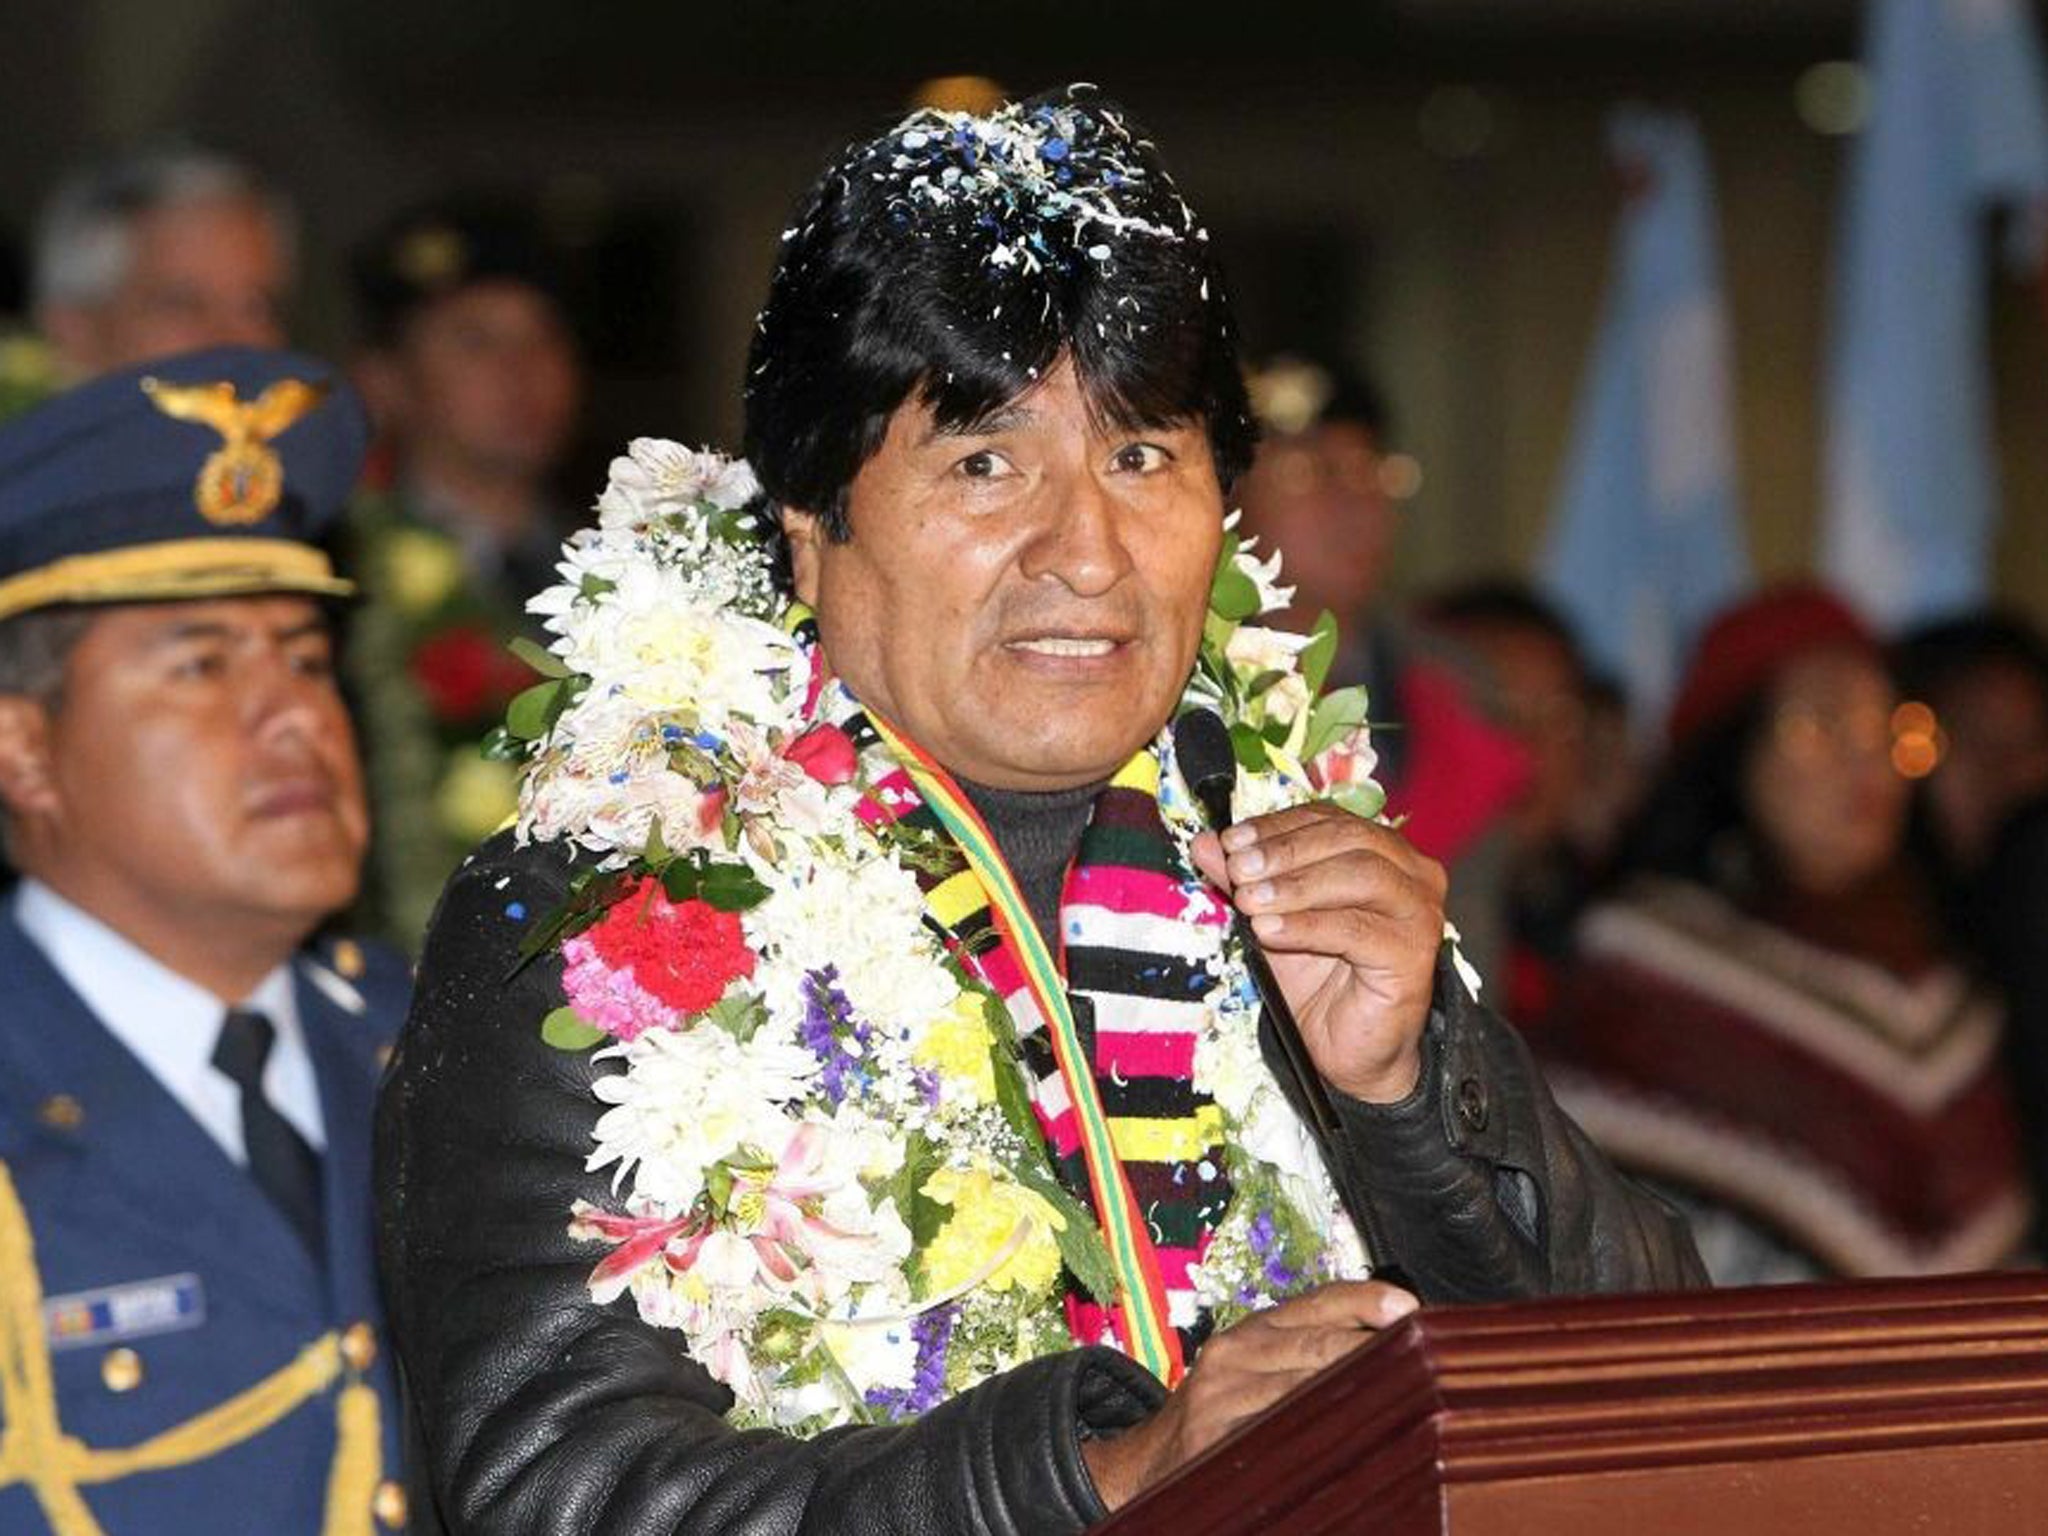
781,506,828,609
35,303,102,382
0,695,61,823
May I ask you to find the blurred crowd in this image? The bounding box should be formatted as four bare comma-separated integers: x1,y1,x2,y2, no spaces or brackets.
1237,351,2048,1284
1,125,2045,1531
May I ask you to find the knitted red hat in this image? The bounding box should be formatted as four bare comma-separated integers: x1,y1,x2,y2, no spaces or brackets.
1667,582,1878,748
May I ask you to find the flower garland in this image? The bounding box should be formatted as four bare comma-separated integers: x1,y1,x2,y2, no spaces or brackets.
505,438,1389,1432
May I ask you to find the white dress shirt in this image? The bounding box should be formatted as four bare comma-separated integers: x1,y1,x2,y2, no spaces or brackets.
14,879,327,1160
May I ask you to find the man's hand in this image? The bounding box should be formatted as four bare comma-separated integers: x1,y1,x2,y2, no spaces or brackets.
1080,1281,1419,1511
1190,805,1448,1103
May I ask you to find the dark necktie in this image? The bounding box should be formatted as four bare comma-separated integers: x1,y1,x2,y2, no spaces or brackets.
211,1009,326,1262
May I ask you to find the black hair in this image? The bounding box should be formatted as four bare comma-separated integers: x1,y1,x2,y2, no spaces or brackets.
1605,698,1765,898
1422,579,1587,671
351,198,567,349
742,86,1256,547
1892,610,2048,712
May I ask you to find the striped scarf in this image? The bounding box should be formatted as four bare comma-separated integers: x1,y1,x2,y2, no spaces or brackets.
840,703,1235,1380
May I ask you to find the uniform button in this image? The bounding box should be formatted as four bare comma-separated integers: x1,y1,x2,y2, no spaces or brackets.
101,1347,143,1392
341,1321,378,1372
373,1478,409,1529
332,938,366,979
37,1094,84,1130
1455,1076,1489,1133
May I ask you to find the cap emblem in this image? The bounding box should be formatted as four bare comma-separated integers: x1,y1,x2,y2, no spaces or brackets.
140,376,329,526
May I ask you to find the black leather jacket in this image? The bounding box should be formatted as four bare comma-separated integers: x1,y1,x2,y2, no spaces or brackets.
376,835,1703,1536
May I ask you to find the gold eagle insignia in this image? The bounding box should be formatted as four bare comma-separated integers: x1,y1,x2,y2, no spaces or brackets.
140,376,329,526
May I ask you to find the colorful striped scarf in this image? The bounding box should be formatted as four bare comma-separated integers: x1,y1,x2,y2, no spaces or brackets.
844,704,1236,1381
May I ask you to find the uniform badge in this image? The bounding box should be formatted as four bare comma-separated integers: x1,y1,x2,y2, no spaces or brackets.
43,1272,206,1351
140,376,329,526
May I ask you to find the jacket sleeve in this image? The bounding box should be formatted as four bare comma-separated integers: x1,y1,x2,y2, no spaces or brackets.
1320,957,1708,1302
374,836,1164,1536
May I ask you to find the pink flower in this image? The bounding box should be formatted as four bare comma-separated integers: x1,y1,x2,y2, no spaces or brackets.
569,1202,710,1304
783,724,858,786
561,936,674,1041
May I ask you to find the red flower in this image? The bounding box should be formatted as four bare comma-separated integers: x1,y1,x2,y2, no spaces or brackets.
409,625,535,724
585,878,756,1016
783,724,857,786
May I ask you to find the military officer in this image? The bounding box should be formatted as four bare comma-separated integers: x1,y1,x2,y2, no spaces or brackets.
0,347,409,1534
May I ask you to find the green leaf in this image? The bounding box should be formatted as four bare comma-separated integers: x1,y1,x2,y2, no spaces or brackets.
882,1132,948,1252
1301,610,1339,695
642,822,672,870
1228,720,1272,772
1302,685,1370,763
660,860,704,902
478,725,525,763
510,867,634,974
1201,609,1241,668
507,635,569,679
702,994,763,1041
1010,1160,1120,1305
1209,563,1261,623
539,1006,607,1051
699,861,770,912
704,1162,735,1215
1243,668,1287,700
505,679,564,741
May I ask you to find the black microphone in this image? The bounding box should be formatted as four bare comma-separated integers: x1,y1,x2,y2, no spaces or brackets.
1173,708,1342,1147
1172,706,1408,1286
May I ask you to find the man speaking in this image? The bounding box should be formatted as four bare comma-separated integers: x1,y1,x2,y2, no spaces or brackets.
377,87,1701,1535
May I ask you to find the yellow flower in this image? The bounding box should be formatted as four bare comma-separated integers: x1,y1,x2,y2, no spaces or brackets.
913,993,998,1105
383,527,467,616
920,1166,1064,1297
435,752,520,844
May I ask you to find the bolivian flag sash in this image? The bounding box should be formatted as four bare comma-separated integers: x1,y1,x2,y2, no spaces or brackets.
865,715,1188,1387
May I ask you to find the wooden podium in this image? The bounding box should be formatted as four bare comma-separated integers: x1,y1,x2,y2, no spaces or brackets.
1094,1270,2048,1534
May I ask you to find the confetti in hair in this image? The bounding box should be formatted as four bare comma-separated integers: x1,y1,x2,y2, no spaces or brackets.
843,88,1204,276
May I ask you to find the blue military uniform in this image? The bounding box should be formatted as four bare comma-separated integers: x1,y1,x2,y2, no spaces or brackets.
0,350,410,1535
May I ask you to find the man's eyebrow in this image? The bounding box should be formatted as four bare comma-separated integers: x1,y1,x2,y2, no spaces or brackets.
917,403,1037,447
148,615,333,647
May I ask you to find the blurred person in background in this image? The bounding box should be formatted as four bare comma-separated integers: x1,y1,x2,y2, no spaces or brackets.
1422,581,1614,1028
1895,612,2048,1248
30,143,292,384
1541,583,2031,1285
0,348,409,1534
343,200,586,948
1235,356,1530,984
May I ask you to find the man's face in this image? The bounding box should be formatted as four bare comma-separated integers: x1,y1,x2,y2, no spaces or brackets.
786,361,1225,791
376,280,581,482
0,596,367,952
47,196,289,378
1236,420,1393,625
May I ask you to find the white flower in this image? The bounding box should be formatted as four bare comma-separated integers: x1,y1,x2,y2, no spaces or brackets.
588,1027,818,1209
1235,537,1295,616
600,439,762,527
822,1314,920,1396
748,855,959,1041
558,562,801,729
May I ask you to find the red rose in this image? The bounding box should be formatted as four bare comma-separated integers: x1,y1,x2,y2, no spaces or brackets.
586,878,755,1016
409,625,534,724
783,724,858,786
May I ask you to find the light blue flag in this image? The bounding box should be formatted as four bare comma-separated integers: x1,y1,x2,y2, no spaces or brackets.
1820,0,2048,630
1540,108,1749,734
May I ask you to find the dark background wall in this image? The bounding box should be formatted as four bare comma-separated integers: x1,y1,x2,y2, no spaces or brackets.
2,0,2042,611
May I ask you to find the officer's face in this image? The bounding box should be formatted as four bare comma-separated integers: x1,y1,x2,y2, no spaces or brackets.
0,596,366,968
785,361,1224,791
370,280,581,482
45,197,290,380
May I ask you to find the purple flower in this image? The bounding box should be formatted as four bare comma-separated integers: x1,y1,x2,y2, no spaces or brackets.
801,968,871,1106
865,1303,959,1420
